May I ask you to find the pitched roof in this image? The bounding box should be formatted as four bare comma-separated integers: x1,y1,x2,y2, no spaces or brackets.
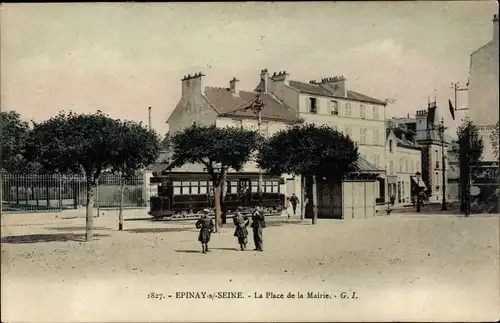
355,156,384,173
204,87,301,123
287,80,386,105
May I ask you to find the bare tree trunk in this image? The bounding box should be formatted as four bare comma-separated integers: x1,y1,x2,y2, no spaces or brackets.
301,175,306,220
214,184,222,233
312,175,318,225
86,180,97,241
118,174,125,231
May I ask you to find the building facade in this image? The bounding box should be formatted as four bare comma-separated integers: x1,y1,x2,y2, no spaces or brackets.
467,14,499,163
390,100,448,203
164,73,302,214
385,127,423,206
255,70,387,202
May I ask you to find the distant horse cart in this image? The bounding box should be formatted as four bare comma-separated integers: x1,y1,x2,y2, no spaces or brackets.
148,172,286,219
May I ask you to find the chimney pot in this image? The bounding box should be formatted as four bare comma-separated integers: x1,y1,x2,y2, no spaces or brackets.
230,77,239,96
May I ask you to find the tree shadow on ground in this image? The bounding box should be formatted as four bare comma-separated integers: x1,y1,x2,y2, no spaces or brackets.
45,226,110,231
127,228,196,233
0,233,110,244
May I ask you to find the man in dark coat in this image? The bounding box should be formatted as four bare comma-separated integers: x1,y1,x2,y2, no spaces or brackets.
195,209,214,254
233,207,249,251
251,206,265,252
289,193,300,217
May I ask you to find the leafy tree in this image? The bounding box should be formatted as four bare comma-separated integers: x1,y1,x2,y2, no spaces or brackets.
109,120,161,231
491,120,499,160
0,111,31,173
454,119,484,216
29,111,121,241
258,124,358,224
170,124,261,232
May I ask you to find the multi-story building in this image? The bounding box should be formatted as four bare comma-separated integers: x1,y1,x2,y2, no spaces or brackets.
391,100,449,203
385,124,423,206
255,70,387,201
467,14,499,163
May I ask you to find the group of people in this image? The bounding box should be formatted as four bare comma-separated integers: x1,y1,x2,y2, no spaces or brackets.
194,206,266,254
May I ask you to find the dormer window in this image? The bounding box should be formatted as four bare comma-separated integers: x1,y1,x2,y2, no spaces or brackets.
330,100,339,115
309,97,318,114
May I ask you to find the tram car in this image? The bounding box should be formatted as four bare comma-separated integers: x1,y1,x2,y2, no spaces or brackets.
148,172,286,219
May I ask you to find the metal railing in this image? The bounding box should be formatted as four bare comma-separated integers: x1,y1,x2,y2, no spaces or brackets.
0,173,146,213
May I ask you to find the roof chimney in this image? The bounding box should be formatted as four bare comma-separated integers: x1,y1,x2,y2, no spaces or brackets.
181,72,205,97
229,77,239,96
320,75,347,97
271,70,289,86
259,69,269,93
494,14,499,42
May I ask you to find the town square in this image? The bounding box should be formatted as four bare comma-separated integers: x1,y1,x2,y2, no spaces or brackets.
1,2,499,322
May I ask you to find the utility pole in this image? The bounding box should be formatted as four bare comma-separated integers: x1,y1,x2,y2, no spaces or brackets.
450,81,470,215
250,91,264,203
148,106,152,131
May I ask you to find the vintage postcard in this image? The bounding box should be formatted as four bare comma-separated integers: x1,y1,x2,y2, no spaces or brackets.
1,2,499,322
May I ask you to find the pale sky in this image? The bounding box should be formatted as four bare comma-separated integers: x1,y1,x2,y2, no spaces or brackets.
1,2,498,137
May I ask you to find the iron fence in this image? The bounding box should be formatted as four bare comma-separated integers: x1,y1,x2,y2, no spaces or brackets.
0,173,146,213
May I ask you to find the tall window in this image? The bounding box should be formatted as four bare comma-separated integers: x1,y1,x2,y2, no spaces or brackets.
360,104,366,119
389,139,393,152
388,161,394,174
330,100,339,115
345,126,352,138
360,128,367,144
309,97,318,114
373,105,379,120
345,102,352,116
374,154,380,168
373,129,379,146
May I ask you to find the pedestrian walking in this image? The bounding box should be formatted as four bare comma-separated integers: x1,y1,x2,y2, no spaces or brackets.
233,207,250,251
251,206,265,252
288,193,300,218
195,209,214,254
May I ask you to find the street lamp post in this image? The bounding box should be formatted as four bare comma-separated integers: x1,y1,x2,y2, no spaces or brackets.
437,118,448,211
415,172,422,212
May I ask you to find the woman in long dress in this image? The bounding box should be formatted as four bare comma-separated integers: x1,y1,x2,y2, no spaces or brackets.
233,208,249,251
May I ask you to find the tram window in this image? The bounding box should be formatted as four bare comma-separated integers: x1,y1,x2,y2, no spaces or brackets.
251,182,258,192
182,181,190,187
173,181,182,187
272,181,279,193
182,186,190,195
191,186,200,194
200,186,207,194
230,181,238,194
173,187,181,195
